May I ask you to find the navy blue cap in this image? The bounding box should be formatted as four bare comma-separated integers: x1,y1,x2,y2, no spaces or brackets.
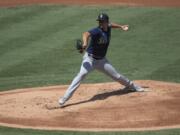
96,13,109,22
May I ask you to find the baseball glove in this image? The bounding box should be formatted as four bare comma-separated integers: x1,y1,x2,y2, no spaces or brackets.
76,39,84,53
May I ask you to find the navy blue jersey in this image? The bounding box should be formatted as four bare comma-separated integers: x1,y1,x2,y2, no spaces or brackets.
87,25,111,58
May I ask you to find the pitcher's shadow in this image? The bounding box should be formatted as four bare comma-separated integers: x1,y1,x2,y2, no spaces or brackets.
61,88,134,108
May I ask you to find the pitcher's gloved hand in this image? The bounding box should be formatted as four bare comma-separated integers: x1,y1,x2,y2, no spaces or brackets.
76,39,85,53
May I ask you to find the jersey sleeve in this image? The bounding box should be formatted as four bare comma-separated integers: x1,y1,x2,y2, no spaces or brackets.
88,27,100,36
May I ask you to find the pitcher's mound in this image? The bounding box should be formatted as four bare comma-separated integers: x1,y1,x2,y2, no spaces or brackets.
0,80,180,131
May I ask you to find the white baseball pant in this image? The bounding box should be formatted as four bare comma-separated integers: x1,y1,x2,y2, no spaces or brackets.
62,52,133,101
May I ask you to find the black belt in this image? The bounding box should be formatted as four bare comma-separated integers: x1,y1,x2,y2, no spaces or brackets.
88,53,104,60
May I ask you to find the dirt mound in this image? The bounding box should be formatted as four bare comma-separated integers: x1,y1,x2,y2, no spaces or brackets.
0,80,180,131
0,0,180,7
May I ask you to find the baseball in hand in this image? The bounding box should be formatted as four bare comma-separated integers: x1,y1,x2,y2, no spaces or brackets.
123,25,129,31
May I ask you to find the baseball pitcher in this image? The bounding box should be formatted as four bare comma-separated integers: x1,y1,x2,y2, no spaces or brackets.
59,13,144,107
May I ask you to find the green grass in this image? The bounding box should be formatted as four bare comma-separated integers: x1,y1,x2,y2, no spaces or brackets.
0,126,180,135
0,5,180,91
0,4,180,134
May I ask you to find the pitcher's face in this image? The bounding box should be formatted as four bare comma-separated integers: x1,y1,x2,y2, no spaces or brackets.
99,21,108,31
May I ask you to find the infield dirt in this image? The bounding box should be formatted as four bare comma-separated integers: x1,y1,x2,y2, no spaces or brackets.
0,80,180,131
0,0,180,7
